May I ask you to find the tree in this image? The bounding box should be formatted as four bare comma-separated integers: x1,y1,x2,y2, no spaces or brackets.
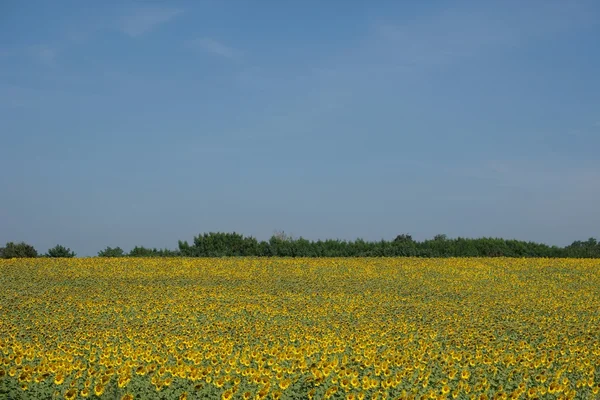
97,246,125,257
273,230,292,241
394,234,414,243
433,234,448,241
46,245,76,258
0,242,38,258
129,246,158,257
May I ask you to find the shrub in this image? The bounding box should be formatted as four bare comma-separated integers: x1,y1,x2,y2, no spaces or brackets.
97,246,125,257
0,242,38,258
46,245,76,258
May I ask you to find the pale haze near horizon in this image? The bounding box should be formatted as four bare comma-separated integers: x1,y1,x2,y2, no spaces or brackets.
1,1,599,256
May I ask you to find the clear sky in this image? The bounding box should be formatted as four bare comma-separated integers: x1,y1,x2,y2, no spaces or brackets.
1,1,599,256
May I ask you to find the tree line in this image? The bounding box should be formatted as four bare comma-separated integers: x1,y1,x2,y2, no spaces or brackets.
1,232,600,258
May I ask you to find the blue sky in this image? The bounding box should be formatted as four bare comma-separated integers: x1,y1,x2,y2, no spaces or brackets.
1,0,599,256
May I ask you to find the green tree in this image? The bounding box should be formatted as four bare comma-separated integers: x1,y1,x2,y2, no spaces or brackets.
394,234,414,243
129,246,158,257
97,246,125,257
0,242,38,258
46,245,76,258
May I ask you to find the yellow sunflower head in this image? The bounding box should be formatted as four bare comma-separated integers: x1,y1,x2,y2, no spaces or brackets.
64,388,77,400
54,373,65,385
94,384,104,397
222,389,234,400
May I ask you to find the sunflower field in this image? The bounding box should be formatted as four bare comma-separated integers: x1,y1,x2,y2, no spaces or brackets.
1,257,599,400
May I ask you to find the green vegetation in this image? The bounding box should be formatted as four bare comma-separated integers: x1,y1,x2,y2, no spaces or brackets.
2,234,599,258
45,244,76,258
0,241,38,258
97,246,125,257
173,232,600,258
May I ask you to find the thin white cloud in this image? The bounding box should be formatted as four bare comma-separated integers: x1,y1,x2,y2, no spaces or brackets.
119,7,182,37
189,37,239,60
372,0,596,69
480,159,600,191
28,45,58,67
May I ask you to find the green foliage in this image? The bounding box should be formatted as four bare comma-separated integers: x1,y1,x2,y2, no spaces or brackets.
178,232,260,257
97,246,125,257
45,244,76,258
128,246,179,257
394,234,414,243
564,238,600,258
0,241,38,258
169,232,600,258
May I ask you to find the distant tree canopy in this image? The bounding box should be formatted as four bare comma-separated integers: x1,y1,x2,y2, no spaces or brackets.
169,232,600,258
128,246,179,257
46,244,76,258
97,246,125,257
2,234,600,258
0,242,38,258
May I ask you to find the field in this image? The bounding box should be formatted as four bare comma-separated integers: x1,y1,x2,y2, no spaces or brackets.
1,258,599,400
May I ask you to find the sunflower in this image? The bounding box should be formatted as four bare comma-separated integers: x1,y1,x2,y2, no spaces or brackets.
55,373,65,385
340,378,351,390
179,393,188,400
65,388,77,400
222,389,234,400
18,372,29,383
278,378,291,390
80,388,89,398
271,391,282,400
118,375,130,388
548,382,558,394
93,384,105,397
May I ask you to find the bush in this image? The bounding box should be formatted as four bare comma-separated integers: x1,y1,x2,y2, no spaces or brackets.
0,242,38,258
129,246,180,257
97,246,125,257
46,245,76,258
